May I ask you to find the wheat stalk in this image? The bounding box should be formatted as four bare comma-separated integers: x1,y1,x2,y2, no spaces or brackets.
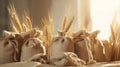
64,17,75,33
26,16,32,30
24,11,33,30
8,3,23,33
8,3,35,33
109,10,120,60
62,16,67,32
41,13,54,54
22,23,28,32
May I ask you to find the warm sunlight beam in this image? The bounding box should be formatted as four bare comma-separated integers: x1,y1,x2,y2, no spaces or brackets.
91,0,120,40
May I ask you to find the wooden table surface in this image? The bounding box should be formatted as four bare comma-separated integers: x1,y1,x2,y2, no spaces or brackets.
0,61,120,67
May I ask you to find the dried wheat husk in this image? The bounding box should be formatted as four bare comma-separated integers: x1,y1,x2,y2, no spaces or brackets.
24,11,33,30
8,3,36,33
8,3,22,33
61,16,67,32
64,17,75,33
109,12,120,61
41,13,54,54
59,16,75,37
21,23,27,32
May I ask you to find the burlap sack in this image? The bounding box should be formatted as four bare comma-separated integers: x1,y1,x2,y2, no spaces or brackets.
18,29,43,61
89,30,106,62
0,29,43,63
73,30,96,64
20,38,46,61
0,31,18,64
102,40,112,62
49,31,74,65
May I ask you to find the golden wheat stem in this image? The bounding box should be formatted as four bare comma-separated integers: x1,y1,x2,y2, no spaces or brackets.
62,16,67,32
26,16,33,30
64,17,75,33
